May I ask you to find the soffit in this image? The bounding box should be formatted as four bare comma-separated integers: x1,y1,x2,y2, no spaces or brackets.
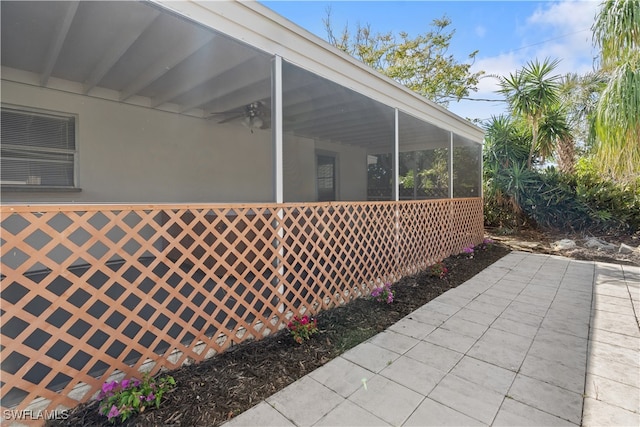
1,0,482,149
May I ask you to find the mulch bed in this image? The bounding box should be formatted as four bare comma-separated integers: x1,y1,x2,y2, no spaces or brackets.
50,243,510,427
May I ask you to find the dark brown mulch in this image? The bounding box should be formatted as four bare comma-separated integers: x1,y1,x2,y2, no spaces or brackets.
50,244,510,427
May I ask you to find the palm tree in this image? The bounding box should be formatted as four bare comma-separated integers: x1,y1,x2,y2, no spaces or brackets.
497,58,562,169
559,72,606,153
538,105,574,173
483,116,534,228
483,115,530,170
592,0,640,182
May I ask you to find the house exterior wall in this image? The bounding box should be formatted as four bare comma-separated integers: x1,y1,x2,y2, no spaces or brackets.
1,80,274,204
283,134,368,202
315,139,368,201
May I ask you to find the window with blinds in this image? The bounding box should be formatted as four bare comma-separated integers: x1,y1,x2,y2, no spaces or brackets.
1,107,76,187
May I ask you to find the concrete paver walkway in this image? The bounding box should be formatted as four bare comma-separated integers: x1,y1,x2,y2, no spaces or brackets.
224,252,640,426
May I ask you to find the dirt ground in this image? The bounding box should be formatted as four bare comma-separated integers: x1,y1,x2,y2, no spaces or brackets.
51,228,638,427
486,227,640,266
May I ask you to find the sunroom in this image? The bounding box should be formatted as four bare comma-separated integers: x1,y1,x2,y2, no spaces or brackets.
0,0,483,418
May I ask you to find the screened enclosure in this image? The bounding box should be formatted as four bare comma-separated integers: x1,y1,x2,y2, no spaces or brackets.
1,0,484,419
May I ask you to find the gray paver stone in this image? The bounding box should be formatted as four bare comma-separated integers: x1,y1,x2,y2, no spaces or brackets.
266,376,344,426
428,374,505,424
309,357,375,398
403,398,486,427
314,400,390,426
467,328,531,371
379,355,446,396
222,401,295,427
347,375,424,426
366,330,420,355
341,342,401,373
387,317,436,340
584,374,640,413
449,356,516,395
493,397,577,426
508,374,584,424
582,397,640,427
404,341,464,372
423,327,478,353
519,354,586,395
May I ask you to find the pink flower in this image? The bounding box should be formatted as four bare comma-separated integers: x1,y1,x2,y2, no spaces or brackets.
101,381,118,396
107,405,120,420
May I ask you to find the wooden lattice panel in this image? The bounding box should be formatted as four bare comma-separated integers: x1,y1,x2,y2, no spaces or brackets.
0,199,483,420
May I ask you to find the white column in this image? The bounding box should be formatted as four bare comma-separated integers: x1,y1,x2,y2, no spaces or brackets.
272,56,286,316
273,55,284,203
449,131,454,198
394,108,399,202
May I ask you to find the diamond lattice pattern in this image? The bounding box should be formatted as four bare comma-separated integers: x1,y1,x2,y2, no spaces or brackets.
0,199,483,414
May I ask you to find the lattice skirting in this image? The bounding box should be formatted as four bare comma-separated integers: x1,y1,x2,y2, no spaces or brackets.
0,199,483,420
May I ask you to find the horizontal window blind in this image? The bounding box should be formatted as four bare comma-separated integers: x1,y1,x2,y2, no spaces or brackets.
1,108,76,187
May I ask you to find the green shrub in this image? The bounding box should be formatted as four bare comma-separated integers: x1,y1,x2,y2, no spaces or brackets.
484,160,640,234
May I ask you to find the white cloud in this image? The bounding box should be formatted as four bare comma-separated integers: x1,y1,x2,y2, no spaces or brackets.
527,0,599,29
475,25,487,38
448,53,519,120
450,0,601,121
525,0,599,74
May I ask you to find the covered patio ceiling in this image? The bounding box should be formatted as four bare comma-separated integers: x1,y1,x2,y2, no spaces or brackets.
1,0,453,149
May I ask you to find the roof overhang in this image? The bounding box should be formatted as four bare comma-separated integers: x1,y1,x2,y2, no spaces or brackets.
1,0,483,145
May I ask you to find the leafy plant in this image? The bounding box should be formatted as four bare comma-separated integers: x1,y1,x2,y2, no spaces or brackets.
497,58,563,168
371,283,394,304
324,10,483,107
428,262,448,279
287,315,319,344
461,246,475,257
98,374,175,423
592,0,640,182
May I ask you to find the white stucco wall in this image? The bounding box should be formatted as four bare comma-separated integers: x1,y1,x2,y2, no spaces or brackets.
283,133,368,202
315,139,367,201
1,80,274,204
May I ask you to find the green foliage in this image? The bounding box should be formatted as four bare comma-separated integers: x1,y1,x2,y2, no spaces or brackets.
287,315,319,344
324,10,483,106
98,374,175,423
483,115,639,233
592,0,640,182
428,262,448,279
593,55,640,182
399,149,449,194
573,159,640,232
593,0,640,68
497,58,564,168
484,159,640,233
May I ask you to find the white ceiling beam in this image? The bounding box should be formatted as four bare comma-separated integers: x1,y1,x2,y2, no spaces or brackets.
83,11,160,94
151,51,251,108
40,1,79,86
179,56,269,113
119,33,214,101
203,80,271,117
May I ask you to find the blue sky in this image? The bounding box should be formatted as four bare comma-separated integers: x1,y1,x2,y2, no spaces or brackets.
260,0,601,121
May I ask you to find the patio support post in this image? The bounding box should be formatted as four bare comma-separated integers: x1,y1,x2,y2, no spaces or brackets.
449,131,454,198
272,55,284,204
394,108,399,202
393,108,400,276
272,55,285,313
